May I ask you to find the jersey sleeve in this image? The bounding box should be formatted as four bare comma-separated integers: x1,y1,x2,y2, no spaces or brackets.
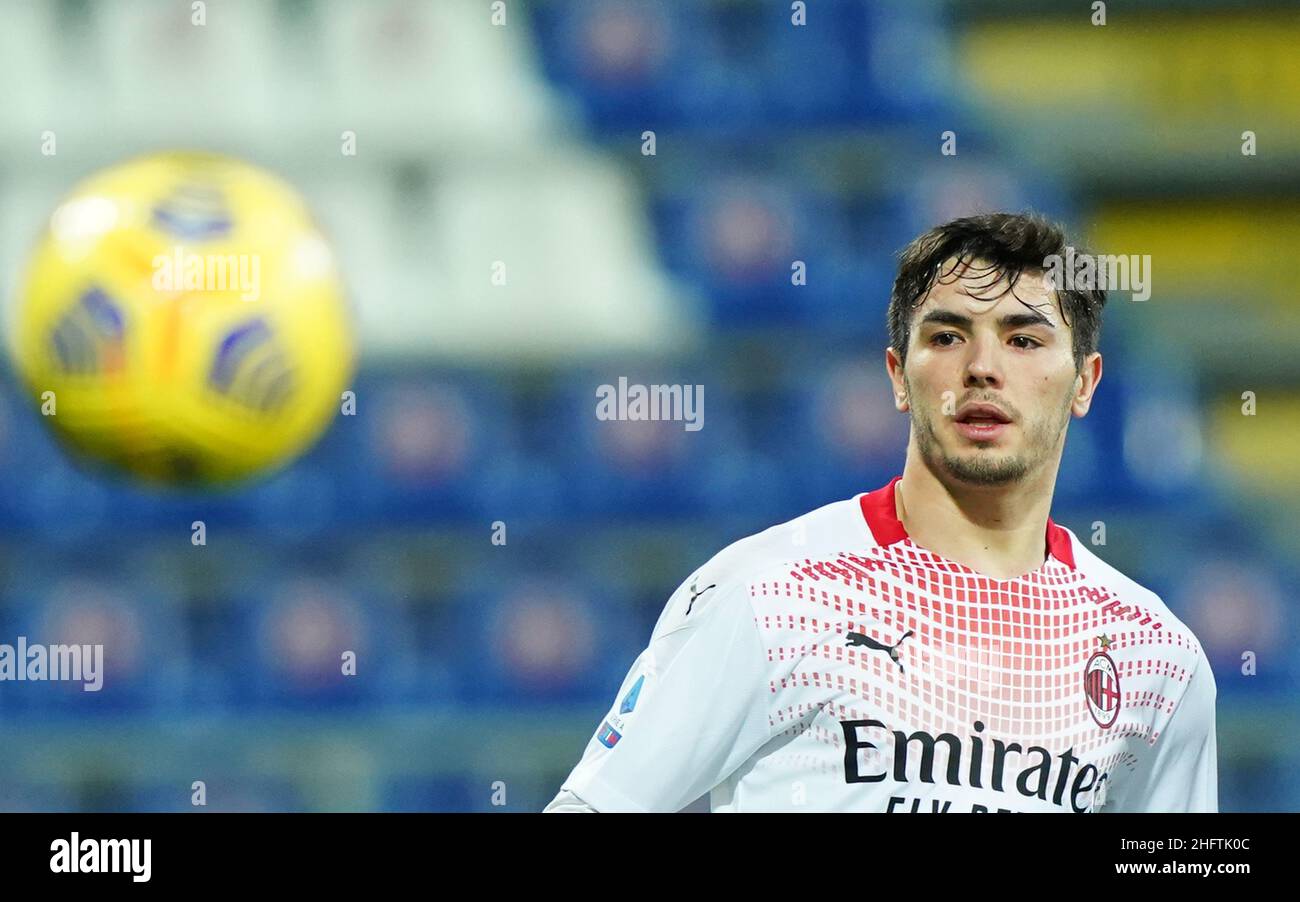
541,788,598,813
547,577,773,813
1109,655,1219,813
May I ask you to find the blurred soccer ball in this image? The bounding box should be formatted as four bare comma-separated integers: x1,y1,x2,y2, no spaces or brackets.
8,152,354,485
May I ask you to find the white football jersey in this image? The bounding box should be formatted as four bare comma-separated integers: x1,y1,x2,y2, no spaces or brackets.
546,476,1218,813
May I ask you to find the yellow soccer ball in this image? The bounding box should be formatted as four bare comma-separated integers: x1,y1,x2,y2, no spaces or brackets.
8,152,354,485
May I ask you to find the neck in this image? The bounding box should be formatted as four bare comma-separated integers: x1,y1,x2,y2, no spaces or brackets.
895,443,1060,580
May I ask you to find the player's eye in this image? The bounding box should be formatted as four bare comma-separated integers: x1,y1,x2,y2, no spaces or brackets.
930,332,961,347
1010,335,1042,349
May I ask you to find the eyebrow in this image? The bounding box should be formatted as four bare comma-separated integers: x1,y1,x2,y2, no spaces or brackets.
918,310,1056,330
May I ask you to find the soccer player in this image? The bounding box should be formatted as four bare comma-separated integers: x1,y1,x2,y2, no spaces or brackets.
544,213,1218,813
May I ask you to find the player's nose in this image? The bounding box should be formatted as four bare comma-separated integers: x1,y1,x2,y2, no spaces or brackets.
962,336,1003,388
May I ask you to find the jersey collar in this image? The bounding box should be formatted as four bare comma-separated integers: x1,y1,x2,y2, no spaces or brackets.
859,475,1076,570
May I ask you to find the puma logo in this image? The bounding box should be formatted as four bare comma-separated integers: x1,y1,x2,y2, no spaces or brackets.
846,629,914,673
685,582,716,616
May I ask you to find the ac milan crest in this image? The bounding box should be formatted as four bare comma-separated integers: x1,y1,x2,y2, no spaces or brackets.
1084,634,1121,729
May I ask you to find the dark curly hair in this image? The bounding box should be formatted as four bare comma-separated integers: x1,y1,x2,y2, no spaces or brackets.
887,212,1107,372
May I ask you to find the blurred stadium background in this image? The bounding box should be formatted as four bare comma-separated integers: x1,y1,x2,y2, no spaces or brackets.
0,0,1296,812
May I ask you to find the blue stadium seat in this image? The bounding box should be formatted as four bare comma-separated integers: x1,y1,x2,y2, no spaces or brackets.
1,574,186,715
225,575,412,710
343,371,527,524
530,1,955,132
437,576,641,706
652,177,849,327
753,355,907,508
539,365,784,519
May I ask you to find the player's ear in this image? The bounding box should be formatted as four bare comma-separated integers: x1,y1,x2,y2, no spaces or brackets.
885,347,909,412
1071,351,1103,417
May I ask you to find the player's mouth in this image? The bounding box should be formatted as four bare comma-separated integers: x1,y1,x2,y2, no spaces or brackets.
953,402,1012,441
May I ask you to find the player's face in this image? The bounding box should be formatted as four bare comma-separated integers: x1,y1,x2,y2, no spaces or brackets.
888,258,1096,487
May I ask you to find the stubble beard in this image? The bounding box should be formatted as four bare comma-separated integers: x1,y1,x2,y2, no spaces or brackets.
907,373,1074,488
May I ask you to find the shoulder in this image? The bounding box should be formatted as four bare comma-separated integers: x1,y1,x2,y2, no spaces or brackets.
651,495,876,630
1058,525,1185,632
695,495,875,591
1057,524,1215,695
